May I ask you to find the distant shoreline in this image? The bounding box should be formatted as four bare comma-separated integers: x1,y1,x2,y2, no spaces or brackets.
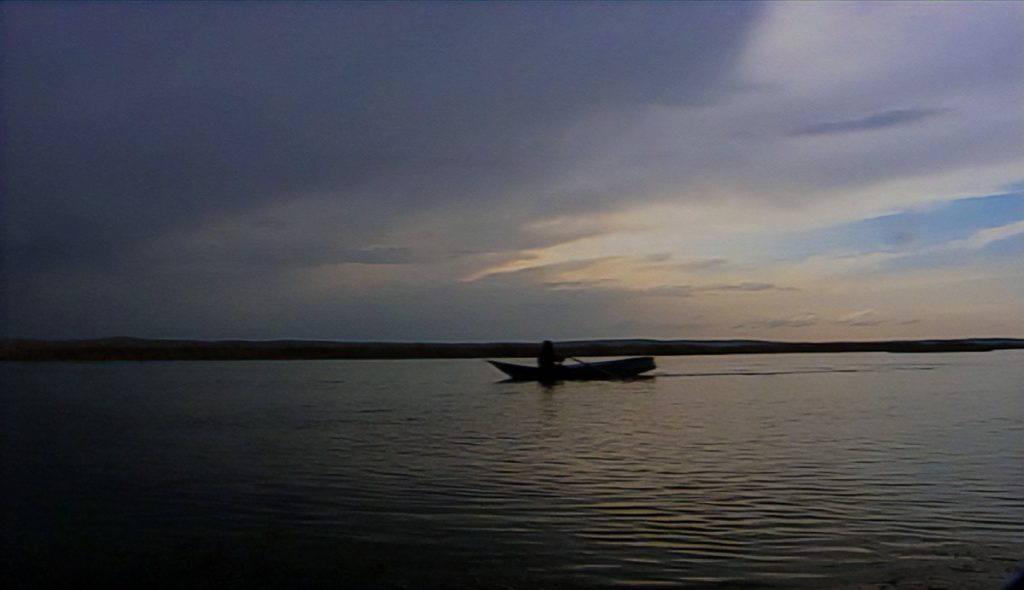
2,337,1023,361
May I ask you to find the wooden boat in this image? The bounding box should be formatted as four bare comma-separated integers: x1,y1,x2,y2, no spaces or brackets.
488,357,656,382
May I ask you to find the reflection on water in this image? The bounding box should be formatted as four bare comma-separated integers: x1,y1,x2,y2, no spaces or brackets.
3,352,1022,588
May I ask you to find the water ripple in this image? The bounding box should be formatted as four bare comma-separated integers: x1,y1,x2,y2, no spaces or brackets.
3,353,1022,588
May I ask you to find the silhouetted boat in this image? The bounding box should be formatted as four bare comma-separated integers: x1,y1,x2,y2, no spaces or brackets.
488,357,656,381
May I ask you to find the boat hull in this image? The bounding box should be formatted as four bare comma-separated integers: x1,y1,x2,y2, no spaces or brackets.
488,357,656,381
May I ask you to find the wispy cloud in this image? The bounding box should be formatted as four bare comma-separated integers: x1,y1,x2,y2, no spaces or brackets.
835,309,886,327
960,219,1024,250
733,313,818,330
643,283,795,297
791,108,949,137
665,258,730,272
343,246,418,266
702,282,794,293
468,253,796,299
461,256,621,283
543,278,621,291
640,285,695,297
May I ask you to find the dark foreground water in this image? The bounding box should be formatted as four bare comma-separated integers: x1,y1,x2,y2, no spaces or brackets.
3,352,1022,589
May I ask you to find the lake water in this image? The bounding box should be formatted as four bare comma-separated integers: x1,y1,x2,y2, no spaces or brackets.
3,352,1022,589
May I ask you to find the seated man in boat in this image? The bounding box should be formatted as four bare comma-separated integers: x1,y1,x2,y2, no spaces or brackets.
537,340,564,370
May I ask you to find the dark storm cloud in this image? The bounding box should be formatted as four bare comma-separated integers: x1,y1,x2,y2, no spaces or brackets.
3,1,771,338
791,108,949,137
2,2,763,274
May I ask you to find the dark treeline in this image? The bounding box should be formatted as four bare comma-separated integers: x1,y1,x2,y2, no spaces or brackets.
2,337,1023,361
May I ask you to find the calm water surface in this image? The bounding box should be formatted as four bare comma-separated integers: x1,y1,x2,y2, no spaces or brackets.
3,352,1022,589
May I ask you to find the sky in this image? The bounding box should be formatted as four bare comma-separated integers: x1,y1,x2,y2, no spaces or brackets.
2,1,1022,342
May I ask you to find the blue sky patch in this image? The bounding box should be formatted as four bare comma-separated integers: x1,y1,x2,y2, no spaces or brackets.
783,191,1024,260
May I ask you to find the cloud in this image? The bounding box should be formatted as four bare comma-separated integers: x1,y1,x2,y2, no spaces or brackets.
543,279,621,291
640,285,695,298
642,283,794,297
961,219,1024,250
791,108,949,136
733,313,818,330
466,252,797,299
666,258,730,272
835,309,886,327
701,282,793,293
755,192,1024,282
3,2,1022,340
464,256,623,284
2,2,764,277
342,246,418,266
249,218,289,231
607,319,709,336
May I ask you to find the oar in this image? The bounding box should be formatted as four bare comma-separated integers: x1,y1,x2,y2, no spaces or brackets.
569,356,621,379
